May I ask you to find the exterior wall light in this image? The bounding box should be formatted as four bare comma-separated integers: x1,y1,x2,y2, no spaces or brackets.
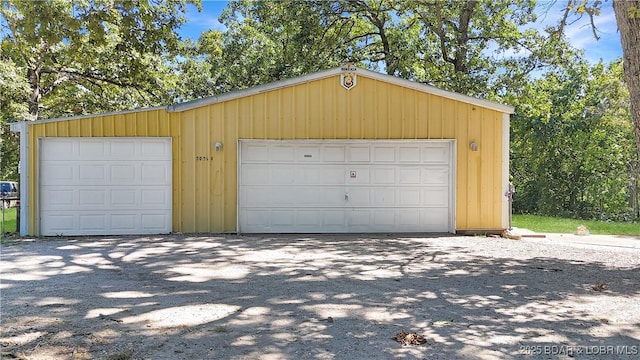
470,141,479,152
215,142,223,152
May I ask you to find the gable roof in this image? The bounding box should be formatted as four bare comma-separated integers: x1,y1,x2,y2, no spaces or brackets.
168,67,514,114
11,67,514,128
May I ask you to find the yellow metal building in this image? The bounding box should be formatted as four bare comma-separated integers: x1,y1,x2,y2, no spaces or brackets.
11,66,514,236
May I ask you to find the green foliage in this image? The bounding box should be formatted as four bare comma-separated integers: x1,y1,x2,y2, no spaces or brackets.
0,0,199,119
183,0,563,98
0,206,17,234
512,214,640,236
0,0,199,180
510,60,638,221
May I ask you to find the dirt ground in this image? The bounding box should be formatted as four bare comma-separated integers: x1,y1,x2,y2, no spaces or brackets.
1,234,639,360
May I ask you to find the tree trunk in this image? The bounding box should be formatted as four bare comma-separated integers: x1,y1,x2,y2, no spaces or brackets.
27,67,41,120
613,0,640,162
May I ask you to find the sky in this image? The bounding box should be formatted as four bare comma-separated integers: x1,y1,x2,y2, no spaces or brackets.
177,0,623,65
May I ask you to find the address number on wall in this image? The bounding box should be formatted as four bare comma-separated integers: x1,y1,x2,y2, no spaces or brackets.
195,156,213,161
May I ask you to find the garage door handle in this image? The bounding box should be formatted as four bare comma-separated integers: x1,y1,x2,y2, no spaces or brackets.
345,192,349,202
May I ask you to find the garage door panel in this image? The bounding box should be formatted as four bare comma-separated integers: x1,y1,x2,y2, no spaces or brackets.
269,166,296,184
140,188,171,207
41,140,74,161
244,210,269,226
322,146,346,162
242,165,270,185
239,140,453,233
421,208,449,227
399,210,420,225
296,146,320,162
41,188,75,210
399,147,421,162
373,210,396,225
373,146,395,162
41,164,74,185
140,213,171,231
271,145,296,161
348,146,370,162
79,164,106,183
78,189,106,206
271,210,295,226
344,188,369,206
79,141,105,158
323,210,346,226
140,140,171,158
373,168,396,184
422,167,449,185
373,188,395,205
112,214,137,231
111,190,137,206
79,214,106,231
109,141,137,159
243,144,269,162
141,163,171,184
422,145,450,164
422,187,449,207
399,168,421,184
346,210,370,226
398,189,421,205
110,164,137,183
41,215,75,234
40,138,171,236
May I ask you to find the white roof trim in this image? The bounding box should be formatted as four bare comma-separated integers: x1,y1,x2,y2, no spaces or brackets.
169,67,514,114
167,68,340,112
13,67,514,127
9,105,166,126
361,69,515,114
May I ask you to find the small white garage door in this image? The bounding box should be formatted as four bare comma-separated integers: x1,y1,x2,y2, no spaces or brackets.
239,140,454,233
39,138,172,236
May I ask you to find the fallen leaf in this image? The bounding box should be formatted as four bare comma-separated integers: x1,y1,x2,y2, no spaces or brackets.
393,331,427,346
592,283,608,292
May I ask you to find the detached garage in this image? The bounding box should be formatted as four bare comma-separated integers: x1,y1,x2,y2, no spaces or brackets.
11,66,514,236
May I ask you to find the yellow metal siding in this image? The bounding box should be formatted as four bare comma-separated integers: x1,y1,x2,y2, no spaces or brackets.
26,74,505,235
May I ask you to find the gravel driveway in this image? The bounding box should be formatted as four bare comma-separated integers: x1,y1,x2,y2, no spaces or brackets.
1,234,639,359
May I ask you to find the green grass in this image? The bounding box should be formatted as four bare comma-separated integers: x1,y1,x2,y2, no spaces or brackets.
0,207,18,234
512,214,640,236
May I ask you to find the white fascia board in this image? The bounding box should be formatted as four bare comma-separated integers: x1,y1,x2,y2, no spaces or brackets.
16,67,514,126
167,68,341,113
169,67,514,115
12,106,166,126
358,69,515,114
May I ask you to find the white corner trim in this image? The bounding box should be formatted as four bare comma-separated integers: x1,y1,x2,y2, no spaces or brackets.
502,113,510,229
9,122,29,236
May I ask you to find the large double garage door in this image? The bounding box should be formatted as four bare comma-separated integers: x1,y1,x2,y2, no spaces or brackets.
39,138,172,236
239,140,455,233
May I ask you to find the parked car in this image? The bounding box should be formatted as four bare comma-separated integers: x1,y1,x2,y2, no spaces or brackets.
0,181,19,209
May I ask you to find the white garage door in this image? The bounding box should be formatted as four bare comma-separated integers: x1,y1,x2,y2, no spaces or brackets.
39,138,172,236
239,140,454,233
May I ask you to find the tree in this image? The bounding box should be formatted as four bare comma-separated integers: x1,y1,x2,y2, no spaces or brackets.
510,60,638,220
0,0,199,180
613,0,640,164
200,0,571,99
550,0,640,179
0,0,199,120
398,0,574,97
